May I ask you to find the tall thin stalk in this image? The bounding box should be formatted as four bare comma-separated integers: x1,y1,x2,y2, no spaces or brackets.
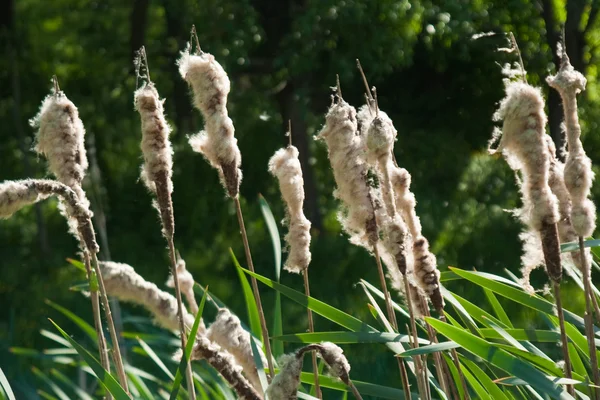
303,269,322,398
83,251,112,400
134,47,195,399
234,197,275,380
579,237,600,399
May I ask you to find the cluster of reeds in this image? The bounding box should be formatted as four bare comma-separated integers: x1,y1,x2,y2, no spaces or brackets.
4,25,600,400
489,35,599,398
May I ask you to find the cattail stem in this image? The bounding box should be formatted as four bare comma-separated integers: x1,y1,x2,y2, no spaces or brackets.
579,237,600,399
403,279,430,400
348,380,363,400
303,269,321,398
153,172,196,400
83,251,112,400
398,356,412,400
439,314,468,400
373,245,419,398
552,282,575,396
166,237,197,399
423,307,452,397
89,251,129,393
234,196,275,380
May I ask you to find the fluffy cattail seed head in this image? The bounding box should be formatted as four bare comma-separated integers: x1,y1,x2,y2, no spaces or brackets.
314,342,351,384
178,46,242,198
134,83,173,195
100,261,198,332
492,81,562,282
207,308,265,393
0,180,51,219
268,145,312,273
266,353,304,400
31,91,88,190
318,96,376,248
365,111,396,164
166,256,198,315
547,52,596,238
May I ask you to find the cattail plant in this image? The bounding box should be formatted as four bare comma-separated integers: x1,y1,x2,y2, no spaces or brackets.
356,61,453,399
191,335,263,400
167,253,199,315
489,67,575,394
30,80,128,392
266,342,362,400
207,308,266,394
99,261,201,332
177,27,275,380
547,43,600,396
133,47,195,399
316,78,413,398
267,123,321,397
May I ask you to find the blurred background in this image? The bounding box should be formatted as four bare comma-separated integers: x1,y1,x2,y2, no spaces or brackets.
1,0,600,397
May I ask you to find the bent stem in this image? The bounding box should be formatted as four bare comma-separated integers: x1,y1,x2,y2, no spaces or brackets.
579,237,600,399
303,269,322,399
233,196,275,380
552,282,575,397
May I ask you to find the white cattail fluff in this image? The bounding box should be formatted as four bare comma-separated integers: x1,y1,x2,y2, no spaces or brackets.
178,46,242,198
134,83,173,195
317,97,376,248
491,81,562,282
31,89,91,237
207,308,266,394
0,179,89,220
99,261,199,332
389,166,443,311
315,342,351,383
31,91,88,191
0,180,51,219
166,257,198,315
191,335,262,400
547,55,596,238
266,353,304,400
545,136,590,271
268,145,312,273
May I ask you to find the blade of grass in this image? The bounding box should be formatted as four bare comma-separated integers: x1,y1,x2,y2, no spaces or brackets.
46,300,96,342
170,287,207,399
137,338,174,380
484,288,513,328
232,250,263,341
460,357,509,400
49,319,130,400
426,317,573,399
272,331,425,345
258,196,285,359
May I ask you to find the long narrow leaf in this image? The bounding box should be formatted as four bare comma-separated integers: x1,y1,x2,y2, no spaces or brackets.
49,319,130,400
170,287,207,399
426,317,573,399
231,250,263,341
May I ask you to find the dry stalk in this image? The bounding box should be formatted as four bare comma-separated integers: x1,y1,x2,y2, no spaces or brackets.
234,196,275,380
303,269,322,398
